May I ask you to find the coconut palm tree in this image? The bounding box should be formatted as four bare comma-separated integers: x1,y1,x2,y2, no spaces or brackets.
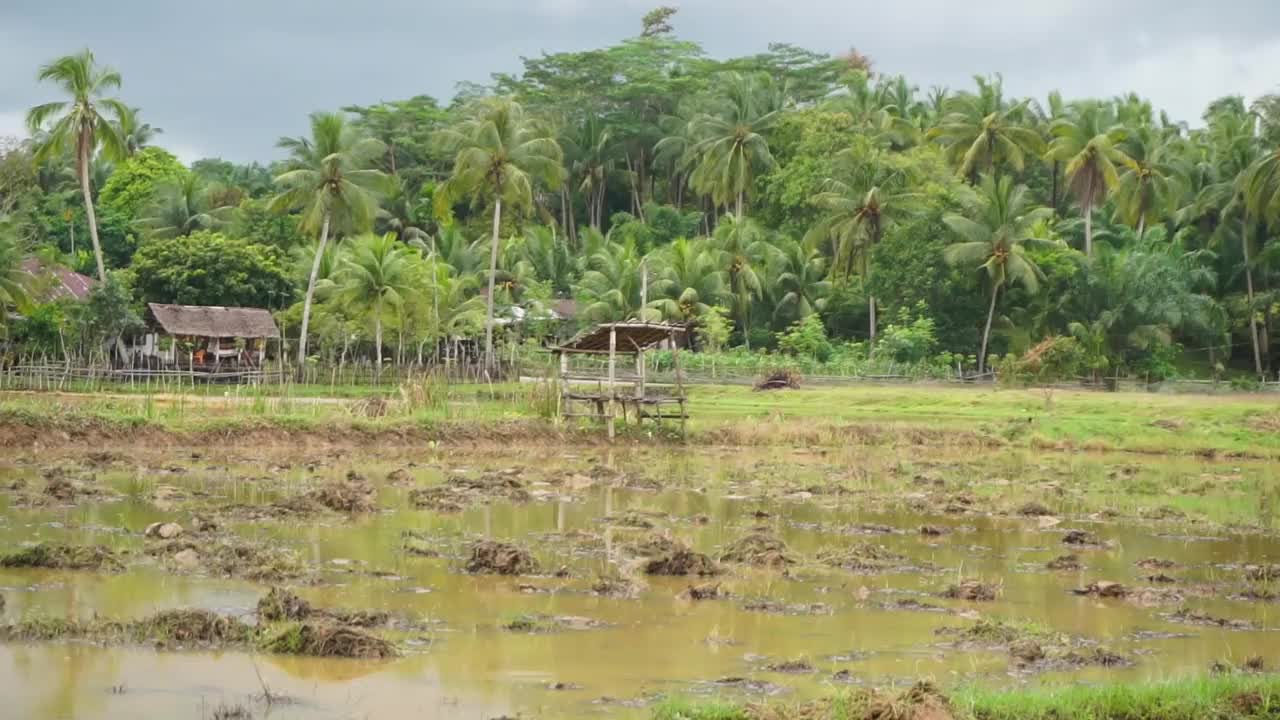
806,156,918,343
0,216,33,336
435,97,564,369
270,111,390,367
1045,101,1131,257
927,75,1042,182
649,236,725,321
138,173,234,239
687,72,784,218
712,214,778,348
25,50,129,282
515,225,575,296
578,240,651,323
770,238,830,327
1113,126,1176,238
943,175,1056,373
116,105,162,156
334,232,415,369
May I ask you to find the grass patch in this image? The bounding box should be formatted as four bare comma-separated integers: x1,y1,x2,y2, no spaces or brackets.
0,543,124,572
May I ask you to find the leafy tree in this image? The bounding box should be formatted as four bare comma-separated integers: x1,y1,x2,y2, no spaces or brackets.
26,50,129,281
641,6,678,37
138,173,234,239
131,230,293,308
649,236,724,321
943,175,1056,372
712,214,777,348
1045,101,1131,257
435,97,564,368
115,106,162,156
687,72,783,218
770,238,830,327
777,313,832,360
271,111,390,366
0,215,33,336
332,232,415,368
928,75,1042,182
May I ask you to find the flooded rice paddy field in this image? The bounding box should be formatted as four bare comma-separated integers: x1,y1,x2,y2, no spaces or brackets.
1,444,1278,719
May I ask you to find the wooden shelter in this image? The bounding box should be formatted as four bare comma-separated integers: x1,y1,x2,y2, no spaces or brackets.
130,303,279,370
553,321,688,438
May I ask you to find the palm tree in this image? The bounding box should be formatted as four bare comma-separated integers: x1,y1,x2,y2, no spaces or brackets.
378,177,431,244
25,50,128,282
116,105,162,156
334,232,415,368
1113,125,1175,237
688,72,784,218
770,238,831,327
712,214,778,348
807,156,918,343
943,175,1056,373
435,97,564,370
578,240,650,323
1045,101,1131,257
0,216,33,336
927,75,1042,182
649,236,725,321
515,225,575,296
270,111,390,367
138,173,234,239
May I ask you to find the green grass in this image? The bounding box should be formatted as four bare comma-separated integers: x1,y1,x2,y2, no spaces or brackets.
654,676,1280,720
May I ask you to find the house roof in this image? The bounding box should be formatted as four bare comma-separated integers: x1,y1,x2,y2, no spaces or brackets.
20,258,95,302
555,321,686,354
147,303,280,339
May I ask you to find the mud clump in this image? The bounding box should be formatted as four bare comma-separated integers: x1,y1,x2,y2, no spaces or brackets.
866,680,955,720
1166,608,1256,630
409,472,530,512
1,543,124,572
817,544,907,574
308,473,375,513
719,529,796,568
1135,557,1178,570
764,658,814,673
43,475,79,501
260,622,396,658
465,540,538,575
941,580,1000,601
918,525,949,537
144,522,184,539
1009,638,1045,664
501,614,605,633
1060,647,1133,668
257,588,312,622
1062,529,1106,547
1073,581,1127,598
147,538,304,583
139,609,253,645
682,583,724,601
1212,656,1267,675
1018,501,1053,517
627,534,719,577
591,575,640,599
1244,564,1280,582
1046,554,1082,571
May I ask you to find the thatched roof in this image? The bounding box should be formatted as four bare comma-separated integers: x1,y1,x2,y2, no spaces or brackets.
147,303,279,339
555,321,686,354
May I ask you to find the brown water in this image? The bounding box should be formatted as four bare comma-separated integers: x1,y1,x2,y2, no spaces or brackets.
1,445,1278,720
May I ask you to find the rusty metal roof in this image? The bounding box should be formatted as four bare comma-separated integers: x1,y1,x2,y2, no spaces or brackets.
555,321,686,354
147,303,280,339
21,258,96,301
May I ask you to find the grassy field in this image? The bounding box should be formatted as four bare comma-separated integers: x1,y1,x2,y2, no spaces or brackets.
1,381,1278,456
653,675,1280,720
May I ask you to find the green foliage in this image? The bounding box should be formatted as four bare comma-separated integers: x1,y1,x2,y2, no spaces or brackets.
131,231,293,308
98,147,185,221
80,272,142,348
872,304,938,363
696,305,731,353
777,313,832,361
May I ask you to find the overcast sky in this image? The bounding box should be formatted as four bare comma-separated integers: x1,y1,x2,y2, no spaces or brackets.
2,0,1278,164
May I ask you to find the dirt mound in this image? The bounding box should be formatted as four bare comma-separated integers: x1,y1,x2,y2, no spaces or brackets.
501,614,605,633
410,472,531,512
624,534,720,576
919,525,949,536
753,368,801,391
147,538,304,582
682,583,725,600
1244,564,1280,582
764,658,814,673
260,622,397,658
1017,501,1053,517
308,473,375,513
719,529,796,568
465,540,538,575
137,609,252,645
1059,647,1132,667
1009,638,1045,664
1073,581,1126,598
817,544,906,573
591,575,640,599
867,681,955,720
941,580,1000,601
1062,529,1105,547
1,543,124,572
1046,554,1082,570
1165,608,1256,630
257,588,312,622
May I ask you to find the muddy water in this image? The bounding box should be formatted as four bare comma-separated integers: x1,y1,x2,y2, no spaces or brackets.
1,446,1278,719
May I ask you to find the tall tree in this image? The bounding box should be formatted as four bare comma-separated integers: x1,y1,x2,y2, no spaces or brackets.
712,214,777,347
0,215,33,336
435,97,564,369
688,72,783,218
1045,101,1131,257
943,175,1055,372
334,232,415,369
1114,125,1175,237
928,75,1042,182
116,105,162,156
270,111,389,367
25,50,129,281
138,173,233,239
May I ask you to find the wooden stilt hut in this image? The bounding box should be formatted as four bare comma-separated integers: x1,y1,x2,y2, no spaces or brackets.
552,321,688,439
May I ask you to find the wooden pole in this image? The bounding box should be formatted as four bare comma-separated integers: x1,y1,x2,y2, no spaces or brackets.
607,326,616,440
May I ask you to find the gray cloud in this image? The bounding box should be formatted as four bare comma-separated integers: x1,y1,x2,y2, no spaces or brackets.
1,0,1277,163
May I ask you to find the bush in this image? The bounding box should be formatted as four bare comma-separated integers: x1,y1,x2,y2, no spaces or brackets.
776,315,832,361
872,305,938,363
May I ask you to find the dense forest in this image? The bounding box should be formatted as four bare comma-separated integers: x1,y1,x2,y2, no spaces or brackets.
3,7,1280,381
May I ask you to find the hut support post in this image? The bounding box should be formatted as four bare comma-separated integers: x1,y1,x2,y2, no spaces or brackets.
635,349,645,400
558,351,569,422
607,326,616,440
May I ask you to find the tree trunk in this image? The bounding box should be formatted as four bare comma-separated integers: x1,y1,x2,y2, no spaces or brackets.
374,293,384,372
77,133,106,282
1050,160,1060,214
735,191,744,219
1083,194,1093,258
296,213,331,370
484,198,502,371
978,284,1000,374
1243,214,1263,378
1136,214,1145,240
868,294,877,345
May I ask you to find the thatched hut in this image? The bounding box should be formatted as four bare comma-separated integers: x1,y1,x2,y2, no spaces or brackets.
130,303,279,369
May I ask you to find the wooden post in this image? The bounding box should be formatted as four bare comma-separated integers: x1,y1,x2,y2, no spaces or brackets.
607,326,617,440
672,330,686,437
557,351,569,422
635,349,645,400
